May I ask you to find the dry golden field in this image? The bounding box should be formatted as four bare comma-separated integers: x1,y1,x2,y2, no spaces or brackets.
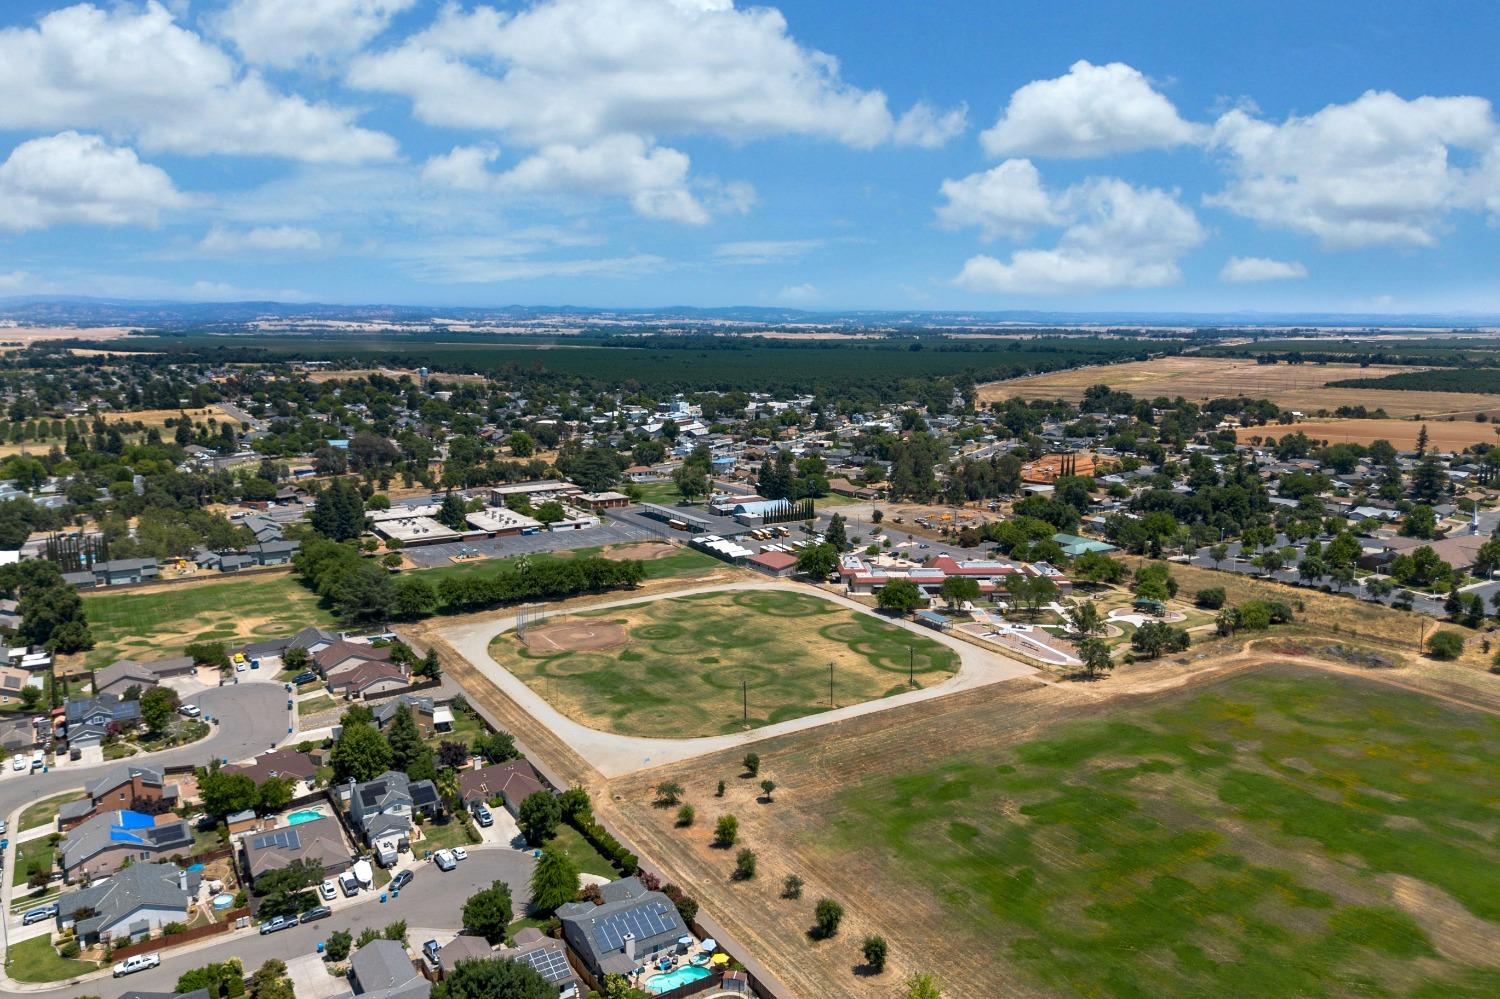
1240,417,1500,450
979,356,1500,419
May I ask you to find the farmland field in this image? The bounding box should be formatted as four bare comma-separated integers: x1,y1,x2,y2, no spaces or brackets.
978,356,1500,419
608,665,1500,999
486,588,959,737
1238,417,1500,451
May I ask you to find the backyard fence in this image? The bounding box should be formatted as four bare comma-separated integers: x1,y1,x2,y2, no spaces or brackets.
109,907,250,960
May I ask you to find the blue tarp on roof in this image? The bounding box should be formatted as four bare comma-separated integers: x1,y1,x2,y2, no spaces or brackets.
113,810,155,829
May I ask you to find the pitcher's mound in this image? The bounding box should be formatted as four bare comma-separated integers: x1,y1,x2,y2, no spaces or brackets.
522,621,630,653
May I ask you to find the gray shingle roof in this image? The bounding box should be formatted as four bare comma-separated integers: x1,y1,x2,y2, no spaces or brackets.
58,861,197,937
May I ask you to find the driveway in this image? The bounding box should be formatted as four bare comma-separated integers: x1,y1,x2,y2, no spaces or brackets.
3,846,536,998
434,579,1036,778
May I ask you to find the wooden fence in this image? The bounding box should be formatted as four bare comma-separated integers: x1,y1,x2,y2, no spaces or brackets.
109,907,250,959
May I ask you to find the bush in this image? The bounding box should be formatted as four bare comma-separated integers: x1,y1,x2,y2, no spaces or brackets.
675,805,695,828
162,921,188,936
325,929,352,962
733,849,757,881
59,940,80,959
862,935,888,973
1427,630,1466,660
742,753,760,777
713,814,738,848
782,874,804,899
1194,587,1226,609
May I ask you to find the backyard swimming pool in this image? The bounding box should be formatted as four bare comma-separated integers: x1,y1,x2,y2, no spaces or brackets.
285,808,327,826
645,966,711,993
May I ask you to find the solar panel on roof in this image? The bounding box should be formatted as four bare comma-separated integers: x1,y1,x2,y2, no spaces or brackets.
249,828,301,851
592,901,678,953
519,946,572,983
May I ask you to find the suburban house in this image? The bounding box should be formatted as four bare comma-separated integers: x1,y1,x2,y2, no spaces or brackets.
350,938,431,999
241,817,353,884
56,862,199,944
0,716,39,751
316,641,393,676
61,557,160,587
288,625,341,655
60,811,193,882
93,660,160,699
59,763,181,830
347,771,442,848
64,694,142,747
745,550,798,578
221,748,318,787
373,695,435,735
328,660,411,700
0,664,37,705
457,760,547,817
497,927,583,998
424,934,493,977
557,877,689,983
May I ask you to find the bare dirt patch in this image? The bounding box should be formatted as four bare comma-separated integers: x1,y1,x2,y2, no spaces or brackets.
979,356,1500,419
1388,875,1500,967
603,542,679,561
521,620,630,653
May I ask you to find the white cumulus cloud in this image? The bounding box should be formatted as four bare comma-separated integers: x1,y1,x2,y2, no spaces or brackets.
1207,90,1499,247
953,176,1205,294
936,159,1062,240
980,60,1200,158
1219,256,1308,282
0,132,191,232
199,225,331,253
0,2,396,163
214,0,417,68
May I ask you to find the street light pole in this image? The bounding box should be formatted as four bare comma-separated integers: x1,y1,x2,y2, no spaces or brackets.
909,645,914,687
828,661,834,708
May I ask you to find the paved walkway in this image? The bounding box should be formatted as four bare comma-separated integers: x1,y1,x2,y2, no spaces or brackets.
435,580,1036,777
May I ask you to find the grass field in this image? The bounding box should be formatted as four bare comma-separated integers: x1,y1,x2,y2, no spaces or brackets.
978,356,1500,419
18,792,84,832
488,589,959,738
813,670,1500,998
81,572,334,667
5,935,96,983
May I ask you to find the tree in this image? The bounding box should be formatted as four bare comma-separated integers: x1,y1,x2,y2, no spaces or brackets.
197,766,259,818
534,501,566,525
813,898,844,939
676,804,695,827
1131,621,1190,659
431,957,554,999
282,646,310,671
654,781,684,807
140,685,179,734
248,960,294,999
862,935,889,973
438,740,470,769
671,463,709,503
259,776,294,814
876,579,923,614
760,779,776,801
528,845,579,914
904,972,946,999
1008,575,1057,617
1132,563,1175,601
938,576,981,610
782,874,804,899
517,791,561,846
395,577,437,618
742,752,760,777
507,431,536,458
1195,587,1226,610
438,492,469,531
795,543,838,580
1077,638,1113,679
1064,600,1102,638
386,704,426,771
733,848,758,880
713,814,739,848
1071,551,1126,586
309,478,367,541
474,730,521,763
176,960,245,999
331,722,393,783
1427,630,1466,661
462,880,515,943
325,929,353,962
826,513,849,552
600,975,652,999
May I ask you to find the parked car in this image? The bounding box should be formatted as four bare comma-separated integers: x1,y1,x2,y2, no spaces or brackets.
391,869,413,891
293,671,319,685
451,847,468,862
320,879,337,901
179,704,201,718
300,906,332,924
234,660,246,672
423,939,442,964
473,805,493,827
340,872,361,897
433,849,456,871
22,903,57,925
258,915,295,935
29,753,43,771
113,954,160,978
11,754,24,772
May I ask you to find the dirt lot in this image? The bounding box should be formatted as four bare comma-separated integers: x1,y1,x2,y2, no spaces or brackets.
602,542,680,561
1241,417,1500,450
979,356,1500,419
521,620,630,653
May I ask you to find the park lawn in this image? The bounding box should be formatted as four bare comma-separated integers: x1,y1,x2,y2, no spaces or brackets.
81,573,334,668
18,792,84,832
819,670,1500,998
6,935,96,983
489,589,959,738
633,481,685,505
550,823,619,880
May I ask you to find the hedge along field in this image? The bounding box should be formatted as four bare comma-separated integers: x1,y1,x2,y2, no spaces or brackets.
819,670,1500,999
487,589,959,738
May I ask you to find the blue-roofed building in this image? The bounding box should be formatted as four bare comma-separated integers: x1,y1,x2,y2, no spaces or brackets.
60,810,192,882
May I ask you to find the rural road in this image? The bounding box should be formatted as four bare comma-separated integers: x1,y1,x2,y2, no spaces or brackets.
434,579,1036,778
0,683,295,995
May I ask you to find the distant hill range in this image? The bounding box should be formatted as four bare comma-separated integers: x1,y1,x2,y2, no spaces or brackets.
1,296,1497,333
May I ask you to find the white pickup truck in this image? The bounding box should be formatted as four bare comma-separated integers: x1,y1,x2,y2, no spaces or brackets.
113,953,160,978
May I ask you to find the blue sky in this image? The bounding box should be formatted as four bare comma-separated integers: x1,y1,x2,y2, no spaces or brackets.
1,0,1499,313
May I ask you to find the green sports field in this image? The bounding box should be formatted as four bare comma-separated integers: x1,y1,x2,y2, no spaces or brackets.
488,588,960,737
819,670,1500,998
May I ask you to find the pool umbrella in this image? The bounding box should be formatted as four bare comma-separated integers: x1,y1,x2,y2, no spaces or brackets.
711,953,729,966
678,935,693,947
700,938,717,951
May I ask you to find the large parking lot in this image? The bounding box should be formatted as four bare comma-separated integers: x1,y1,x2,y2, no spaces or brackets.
400,518,658,567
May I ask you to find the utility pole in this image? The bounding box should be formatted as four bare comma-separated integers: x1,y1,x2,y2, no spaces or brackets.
742,678,748,722
828,661,834,708
909,645,914,687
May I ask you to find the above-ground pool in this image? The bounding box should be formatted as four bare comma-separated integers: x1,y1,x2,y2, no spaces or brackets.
285,808,326,826
645,966,711,993
211,893,235,910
